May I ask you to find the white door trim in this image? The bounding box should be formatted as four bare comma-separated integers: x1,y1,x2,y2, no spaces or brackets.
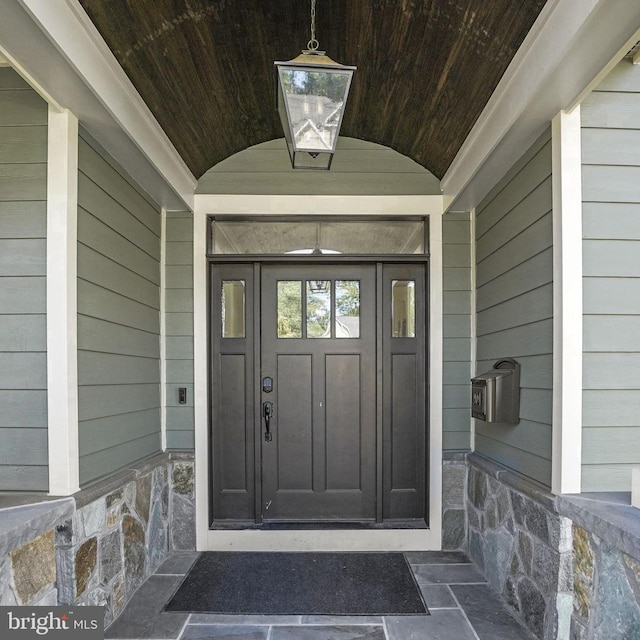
193,195,444,550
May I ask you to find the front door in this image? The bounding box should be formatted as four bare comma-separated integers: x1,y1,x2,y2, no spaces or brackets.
260,265,376,521
209,262,426,526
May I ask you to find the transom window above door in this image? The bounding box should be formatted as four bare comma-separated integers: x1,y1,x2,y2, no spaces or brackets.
208,218,427,255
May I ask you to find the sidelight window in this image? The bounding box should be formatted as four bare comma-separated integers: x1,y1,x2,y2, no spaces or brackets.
391,280,415,338
221,280,245,338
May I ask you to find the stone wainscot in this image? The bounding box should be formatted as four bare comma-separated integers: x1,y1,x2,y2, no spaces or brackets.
466,452,640,640
0,452,195,626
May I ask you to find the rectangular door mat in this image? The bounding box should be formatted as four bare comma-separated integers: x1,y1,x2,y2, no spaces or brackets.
165,552,429,615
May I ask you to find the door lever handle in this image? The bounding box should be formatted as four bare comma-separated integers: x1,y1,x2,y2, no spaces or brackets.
263,402,273,442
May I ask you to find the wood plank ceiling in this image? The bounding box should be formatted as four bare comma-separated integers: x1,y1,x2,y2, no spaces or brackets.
78,0,548,179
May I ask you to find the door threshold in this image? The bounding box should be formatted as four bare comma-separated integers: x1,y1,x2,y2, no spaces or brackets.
201,528,440,552
210,520,428,531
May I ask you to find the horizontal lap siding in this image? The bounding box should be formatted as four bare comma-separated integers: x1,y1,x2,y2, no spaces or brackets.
474,129,553,488
77,132,161,485
165,211,194,449
581,59,640,491
0,68,48,490
442,212,472,450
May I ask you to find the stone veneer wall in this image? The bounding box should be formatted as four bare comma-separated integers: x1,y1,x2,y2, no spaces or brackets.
557,497,640,639
0,452,195,626
442,452,468,550
466,452,640,640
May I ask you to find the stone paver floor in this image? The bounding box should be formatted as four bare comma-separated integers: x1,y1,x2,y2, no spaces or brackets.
105,551,536,640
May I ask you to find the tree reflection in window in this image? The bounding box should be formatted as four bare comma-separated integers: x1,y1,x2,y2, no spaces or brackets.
277,281,302,338
335,280,360,338
307,281,331,338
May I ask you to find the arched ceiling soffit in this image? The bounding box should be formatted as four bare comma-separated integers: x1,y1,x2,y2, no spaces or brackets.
78,0,548,180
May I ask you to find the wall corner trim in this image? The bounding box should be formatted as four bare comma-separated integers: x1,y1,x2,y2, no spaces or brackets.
551,108,583,495
47,106,80,496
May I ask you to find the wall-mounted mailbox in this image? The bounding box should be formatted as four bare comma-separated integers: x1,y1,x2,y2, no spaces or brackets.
471,358,520,424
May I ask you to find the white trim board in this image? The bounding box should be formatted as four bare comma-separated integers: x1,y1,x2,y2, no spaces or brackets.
442,0,640,212
47,107,80,496
204,530,437,552
193,195,444,551
160,208,168,452
195,194,444,217
551,109,583,495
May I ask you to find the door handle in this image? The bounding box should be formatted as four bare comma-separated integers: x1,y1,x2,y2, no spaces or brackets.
263,401,273,442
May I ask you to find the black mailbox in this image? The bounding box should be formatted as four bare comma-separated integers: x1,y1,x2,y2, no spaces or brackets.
471,358,521,424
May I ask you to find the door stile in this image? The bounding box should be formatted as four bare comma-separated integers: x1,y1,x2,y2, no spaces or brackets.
253,262,263,523
423,265,431,523
375,262,384,524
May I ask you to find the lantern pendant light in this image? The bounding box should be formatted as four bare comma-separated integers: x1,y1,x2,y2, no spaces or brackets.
274,0,356,170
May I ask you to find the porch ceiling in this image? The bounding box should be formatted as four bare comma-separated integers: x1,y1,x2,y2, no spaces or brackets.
77,0,548,180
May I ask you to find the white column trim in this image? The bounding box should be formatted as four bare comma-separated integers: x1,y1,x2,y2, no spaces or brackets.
193,208,210,551
469,209,478,451
551,108,583,495
47,107,80,496
428,210,443,550
160,208,168,451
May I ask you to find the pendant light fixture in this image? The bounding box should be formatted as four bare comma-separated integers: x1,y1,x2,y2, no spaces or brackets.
274,0,356,170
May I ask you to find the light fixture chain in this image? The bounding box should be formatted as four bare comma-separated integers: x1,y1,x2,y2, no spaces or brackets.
308,0,319,52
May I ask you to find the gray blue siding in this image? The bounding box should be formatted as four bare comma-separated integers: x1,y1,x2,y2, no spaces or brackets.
165,211,194,449
442,212,472,450
581,59,640,491
474,128,553,488
0,68,48,491
77,131,162,485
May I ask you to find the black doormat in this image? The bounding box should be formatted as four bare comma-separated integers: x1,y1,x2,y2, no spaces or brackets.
165,552,428,615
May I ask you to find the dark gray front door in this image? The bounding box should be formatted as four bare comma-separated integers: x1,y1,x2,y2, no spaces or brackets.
209,262,427,526
260,265,376,521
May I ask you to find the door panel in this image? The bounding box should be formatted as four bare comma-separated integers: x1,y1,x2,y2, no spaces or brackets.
325,354,362,490
275,354,313,490
261,265,376,521
219,353,248,490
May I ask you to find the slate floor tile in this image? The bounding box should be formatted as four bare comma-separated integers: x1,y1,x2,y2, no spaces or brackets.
156,552,200,575
181,624,268,639
450,584,536,640
404,551,470,565
385,611,477,640
411,563,486,585
189,615,302,625
105,575,188,639
270,625,385,639
301,616,384,625
417,584,458,609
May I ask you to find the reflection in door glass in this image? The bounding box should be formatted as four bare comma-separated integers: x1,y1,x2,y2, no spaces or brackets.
307,280,331,338
392,280,416,337
221,280,245,338
277,281,302,338
335,280,360,338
